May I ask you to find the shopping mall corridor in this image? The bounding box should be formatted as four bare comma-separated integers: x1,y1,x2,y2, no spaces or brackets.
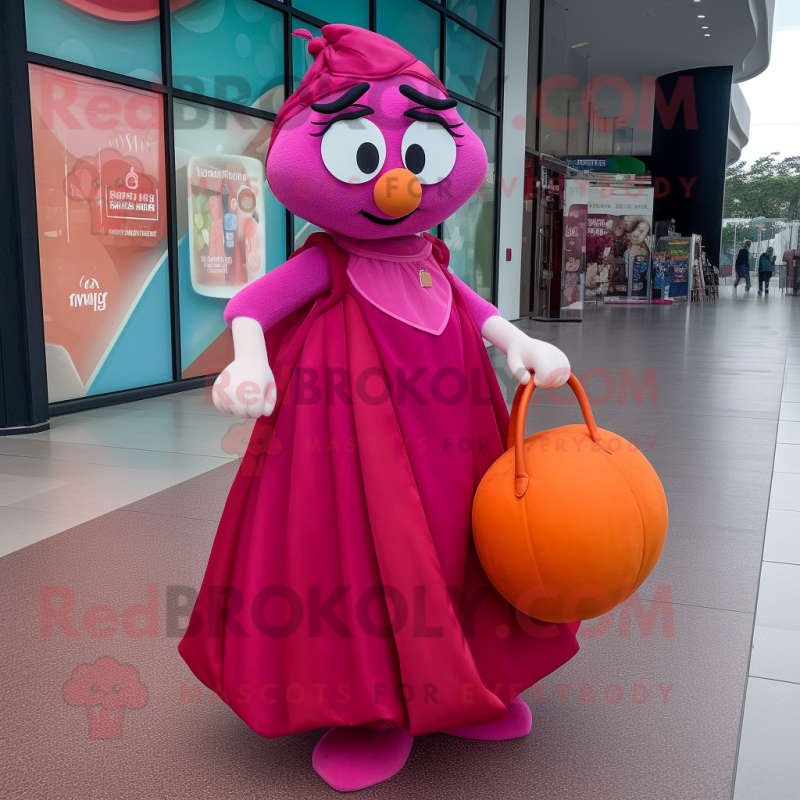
1,289,797,800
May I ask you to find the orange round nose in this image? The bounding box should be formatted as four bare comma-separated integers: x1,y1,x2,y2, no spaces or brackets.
373,168,422,218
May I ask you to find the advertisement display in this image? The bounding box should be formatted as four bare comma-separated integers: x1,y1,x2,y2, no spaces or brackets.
29,64,172,402
187,156,265,299
560,178,588,319
585,182,654,301
174,100,286,379
652,236,694,300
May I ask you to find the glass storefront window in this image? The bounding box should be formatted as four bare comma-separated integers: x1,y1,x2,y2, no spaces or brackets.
25,0,162,81
376,0,441,77
29,64,172,401
444,104,496,300
293,215,324,251
292,0,369,28
171,0,285,113
445,19,499,109
538,0,589,159
447,0,500,41
174,100,286,378
292,18,322,91
22,0,505,403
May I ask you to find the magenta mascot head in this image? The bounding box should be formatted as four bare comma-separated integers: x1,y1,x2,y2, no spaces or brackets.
267,24,488,240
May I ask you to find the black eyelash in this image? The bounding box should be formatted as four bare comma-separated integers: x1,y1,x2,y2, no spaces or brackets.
309,105,374,136
404,107,464,138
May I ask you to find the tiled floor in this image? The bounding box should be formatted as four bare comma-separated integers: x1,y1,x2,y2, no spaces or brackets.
0,287,797,799
733,334,800,800
0,388,239,557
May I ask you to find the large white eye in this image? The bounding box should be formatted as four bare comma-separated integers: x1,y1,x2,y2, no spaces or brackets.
320,118,386,184
401,120,457,185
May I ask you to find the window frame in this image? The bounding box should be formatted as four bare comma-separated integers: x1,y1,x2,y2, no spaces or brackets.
22,0,505,413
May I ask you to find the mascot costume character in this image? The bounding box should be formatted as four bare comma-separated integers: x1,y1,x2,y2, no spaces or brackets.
180,24,582,792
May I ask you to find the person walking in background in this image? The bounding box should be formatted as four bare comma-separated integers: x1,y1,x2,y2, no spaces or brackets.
735,240,752,291
758,247,775,294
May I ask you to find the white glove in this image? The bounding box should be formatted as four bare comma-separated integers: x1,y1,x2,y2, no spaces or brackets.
481,316,570,388
212,317,277,418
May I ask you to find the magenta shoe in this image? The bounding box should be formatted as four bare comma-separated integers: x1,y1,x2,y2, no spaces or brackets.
312,725,414,792
445,697,532,741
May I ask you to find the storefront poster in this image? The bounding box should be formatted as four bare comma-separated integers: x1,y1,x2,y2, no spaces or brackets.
561,179,588,316
585,183,654,300
653,238,691,299
29,64,172,402
187,156,265,299
173,100,285,379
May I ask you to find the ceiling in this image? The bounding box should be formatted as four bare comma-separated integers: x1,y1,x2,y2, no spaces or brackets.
554,0,773,85
544,0,773,156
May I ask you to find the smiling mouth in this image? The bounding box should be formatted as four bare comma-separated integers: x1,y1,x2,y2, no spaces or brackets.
360,210,416,226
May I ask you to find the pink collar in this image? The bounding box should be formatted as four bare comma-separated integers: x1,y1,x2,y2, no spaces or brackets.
327,232,451,336
328,232,433,263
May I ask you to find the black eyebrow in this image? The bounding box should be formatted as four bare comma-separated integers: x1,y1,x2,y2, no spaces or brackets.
311,82,370,114
309,107,374,136
399,84,457,110
404,108,464,138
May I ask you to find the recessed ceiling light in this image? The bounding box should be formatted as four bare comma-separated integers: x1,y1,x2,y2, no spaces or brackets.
571,42,589,48
702,25,708,29
704,33,711,36
698,14,706,18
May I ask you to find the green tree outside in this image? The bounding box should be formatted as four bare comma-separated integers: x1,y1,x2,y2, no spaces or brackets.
724,153,800,219
722,153,800,262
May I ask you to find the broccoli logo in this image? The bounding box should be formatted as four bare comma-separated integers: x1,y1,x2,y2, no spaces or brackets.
63,657,147,739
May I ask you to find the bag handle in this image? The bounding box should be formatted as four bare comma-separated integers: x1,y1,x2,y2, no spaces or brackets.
508,373,609,498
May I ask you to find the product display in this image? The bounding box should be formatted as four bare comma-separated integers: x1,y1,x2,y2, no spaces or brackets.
652,235,699,300
585,182,654,302
187,156,266,298
560,179,587,316
178,24,665,793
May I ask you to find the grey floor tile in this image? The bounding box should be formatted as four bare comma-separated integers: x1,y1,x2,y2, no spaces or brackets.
0,506,86,557
749,626,800,684
657,414,779,446
8,480,159,518
648,437,776,466
754,562,800,632
664,489,769,535
763,509,800,565
733,678,800,800
0,435,231,473
769,472,800,512
781,384,800,403
674,395,781,419
0,474,71,505
660,468,771,499
0,454,192,493
683,385,785,403
779,401,800,421
773,444,800,474
124,461,239,522
777,420,800,444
